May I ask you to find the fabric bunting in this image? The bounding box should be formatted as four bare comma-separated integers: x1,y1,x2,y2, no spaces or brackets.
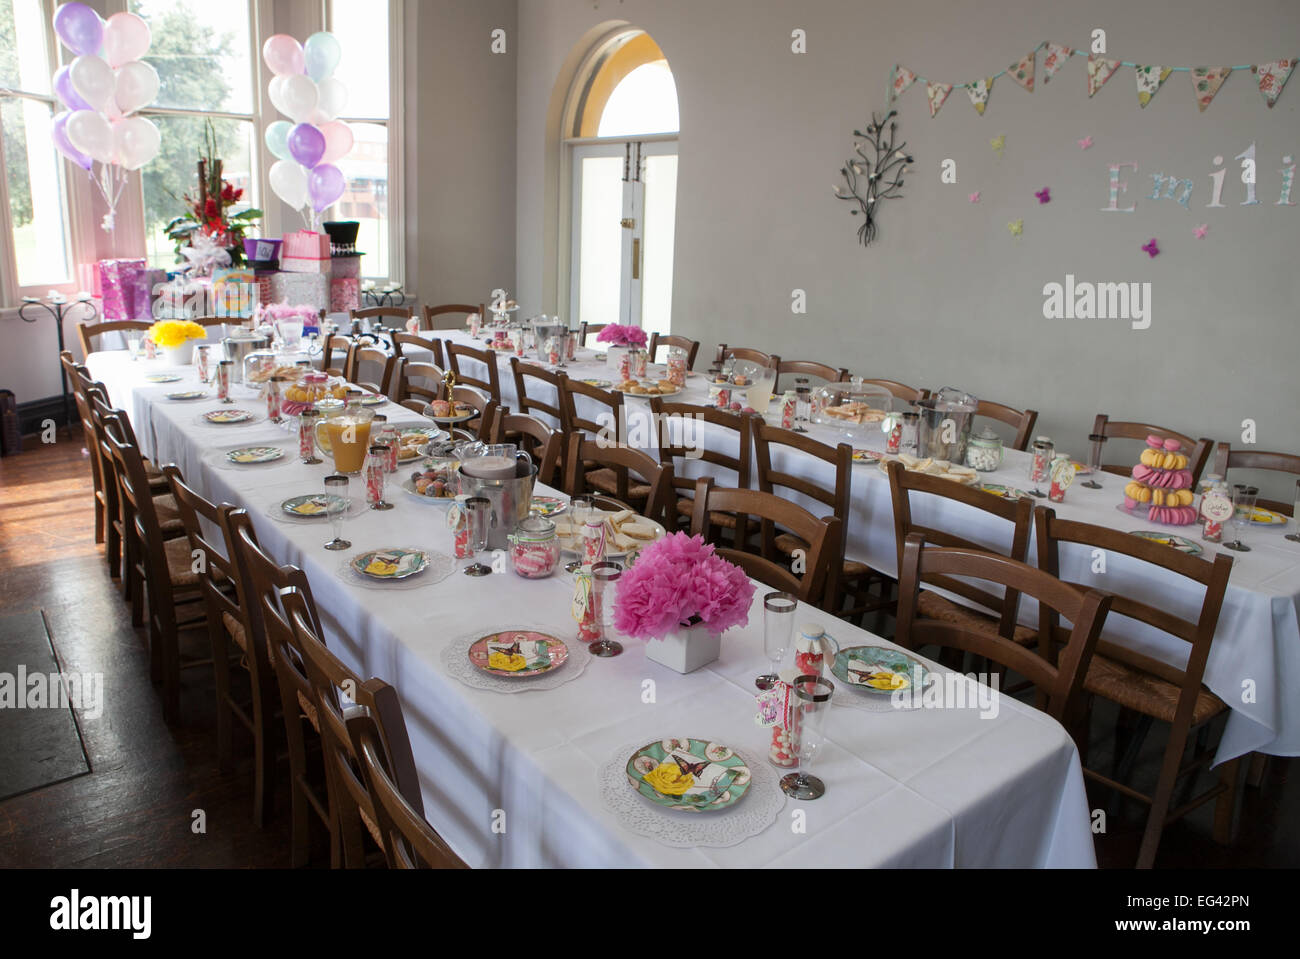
926,81,953,117
966,77,994,115
1007,50,1035,91
1190,67,1231,112
1042,43,1073,82
890,64,918,101
1254,58,1295,108
1135,65,1173,107
1087,55,1121,97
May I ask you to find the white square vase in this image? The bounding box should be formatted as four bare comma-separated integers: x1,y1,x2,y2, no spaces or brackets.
605,345,628,375
644,623,721,674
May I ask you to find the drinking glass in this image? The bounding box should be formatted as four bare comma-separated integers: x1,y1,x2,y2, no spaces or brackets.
324,474,351,551
126,333,143,361
793,386,810,433
1287,481,1300,543
463,496,493,575
1027,438,1054,498
1224,484,1258,552
780,674,835,800
366,445,394,510
588,561,624,657
278,320,303,352
565,495,594,573
1081,433,1106,489
746,368,777,411
757,591,797,690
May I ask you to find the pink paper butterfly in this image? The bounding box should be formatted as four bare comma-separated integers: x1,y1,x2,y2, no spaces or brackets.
1077,136,1093,150
1193,225,1208,239
1142,238,1160,258
1035,187,1051,204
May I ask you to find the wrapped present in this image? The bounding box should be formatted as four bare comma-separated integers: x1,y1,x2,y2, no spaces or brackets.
96,258,147,320
125,268,167,320
280,230,332,273
254,271,276,310
152,274,207,320
269,271,329,312
211,267,257,318
330,276,360,313
330,255,361,279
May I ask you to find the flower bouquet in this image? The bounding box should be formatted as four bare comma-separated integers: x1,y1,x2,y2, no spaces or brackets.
595,323,648,349
164,121,263,267
613,532,755,672
147,319,207,366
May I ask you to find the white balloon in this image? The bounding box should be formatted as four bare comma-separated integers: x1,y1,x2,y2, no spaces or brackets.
269,159,309,209
69,54,116,112
315,77,347,122
113,60,159,116
267,75,289,116
279,74,318,123
113,115,160,170
66,109,114,164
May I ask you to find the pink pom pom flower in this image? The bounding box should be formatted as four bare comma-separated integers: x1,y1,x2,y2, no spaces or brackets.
595,323,648,349
613,532,755,640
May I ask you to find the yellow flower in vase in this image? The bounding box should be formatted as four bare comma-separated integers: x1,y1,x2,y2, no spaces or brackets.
147,320,206,349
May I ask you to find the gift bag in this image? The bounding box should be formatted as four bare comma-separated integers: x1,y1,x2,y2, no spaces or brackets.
280,230,332,274
126,268,167,320
96,258,147,320
212,267,256,317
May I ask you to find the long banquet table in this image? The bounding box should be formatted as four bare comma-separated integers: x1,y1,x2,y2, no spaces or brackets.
87,349,1096,867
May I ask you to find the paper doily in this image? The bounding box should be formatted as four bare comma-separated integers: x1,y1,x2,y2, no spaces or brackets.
204,445,296,473
263,494,369,526
831,684,924,713
597,739,785,848
334,549,456,591
191,410,266,429
441,627,591,693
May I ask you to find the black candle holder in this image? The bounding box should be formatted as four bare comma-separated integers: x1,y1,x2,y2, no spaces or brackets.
19,292,98,436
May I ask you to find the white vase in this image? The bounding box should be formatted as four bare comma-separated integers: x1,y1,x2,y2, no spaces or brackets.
161,341,195,366
644,622,722,674
606,345,628,375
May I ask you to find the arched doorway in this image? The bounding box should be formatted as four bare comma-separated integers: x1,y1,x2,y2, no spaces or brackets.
564,30,678,337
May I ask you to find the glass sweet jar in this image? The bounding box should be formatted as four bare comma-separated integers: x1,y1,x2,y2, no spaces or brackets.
507,514,560,578
965,427,1004,472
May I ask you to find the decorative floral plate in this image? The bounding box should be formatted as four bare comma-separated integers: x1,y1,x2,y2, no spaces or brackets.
145,374,182,383
528,495,567,517
625,739,751,813
1128,530,1203,555
203,409,252,424
468,630,569,677
1249,508,1287,527
350,547,430,580
357,393,387,407
832,645,929,695
578,378,612,388
281,493,348,518
226,446,283,465
979,483,1032,501
167,390,207,401
852,449,885,463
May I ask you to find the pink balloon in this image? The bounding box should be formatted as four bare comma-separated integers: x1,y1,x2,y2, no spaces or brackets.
102,12,151,69
318,121,353,165
307,163,345,213
262,34,304,77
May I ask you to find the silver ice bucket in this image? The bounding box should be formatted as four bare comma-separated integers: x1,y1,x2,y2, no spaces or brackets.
456,458,538,551
221,333,270,383
915,387,979,463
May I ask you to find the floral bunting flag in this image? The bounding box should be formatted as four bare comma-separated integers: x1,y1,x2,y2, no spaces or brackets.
1042,43,1073,82
1007,50,1035,91
966,76,994,115
1136,65,1173,107
926,80,953,117
890,64,918,101
1087,55,1121,97
1253,58,1295,108
1190,67,1231,112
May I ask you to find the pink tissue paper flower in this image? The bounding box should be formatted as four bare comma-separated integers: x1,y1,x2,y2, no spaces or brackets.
595,323,648,349
612,532,755,640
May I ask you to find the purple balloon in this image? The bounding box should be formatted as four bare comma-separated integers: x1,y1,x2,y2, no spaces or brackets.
51,111,93,170
287,123,326,169
308,163,345,213
53,2,103,57
54,65,93,112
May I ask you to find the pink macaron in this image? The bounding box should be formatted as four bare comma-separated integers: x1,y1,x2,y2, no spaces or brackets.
1146,434,1164,448
1162,437,1182,452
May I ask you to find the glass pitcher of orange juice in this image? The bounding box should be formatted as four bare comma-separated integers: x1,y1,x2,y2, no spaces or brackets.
315,407,375,474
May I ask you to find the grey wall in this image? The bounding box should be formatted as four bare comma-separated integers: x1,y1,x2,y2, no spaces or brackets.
515,0,1300,473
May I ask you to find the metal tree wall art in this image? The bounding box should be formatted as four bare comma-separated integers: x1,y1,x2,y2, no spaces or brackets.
833,109,913,246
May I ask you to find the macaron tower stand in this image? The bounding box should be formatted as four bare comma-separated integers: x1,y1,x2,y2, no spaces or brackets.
1121,435,1198,525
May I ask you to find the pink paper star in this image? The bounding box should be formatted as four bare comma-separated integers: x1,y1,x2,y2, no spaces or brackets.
1141,238,1160,258
1035,187,1051,204
969,191,981,203
1194,224,1208,239
1077,136,1093,150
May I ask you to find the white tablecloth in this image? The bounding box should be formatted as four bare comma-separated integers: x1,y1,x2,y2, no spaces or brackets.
86,349,1096,867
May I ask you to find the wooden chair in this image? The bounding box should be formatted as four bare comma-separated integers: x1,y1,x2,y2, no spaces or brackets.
1035,508,1240,869
722,346,779,371
397,361,447,413
76,319,152,357
321,335,355,378
389,330,444,369
774,360,848,394
351,305,413,333
976,399,1038,451
1213,442,1300,515
578,322,608,347
885,459,1037,647
451,386,498,442
649,399,752,537
490,413,564,488
510,357,566,430
230,517,334,868
857,379,928,404
753,420,891,625
648,332,700,370
690,478,841,607
352,714,468,868
422,302,484,333
562,435,675,526
63,353,111,545
345,346,400,397
1092,414,1214,486
896,533,1111,728
558,376,624,441
444,340,502,403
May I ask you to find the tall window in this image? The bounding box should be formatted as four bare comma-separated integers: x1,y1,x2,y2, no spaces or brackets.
130,0,259,269
0,0,73,293
327,0,394,282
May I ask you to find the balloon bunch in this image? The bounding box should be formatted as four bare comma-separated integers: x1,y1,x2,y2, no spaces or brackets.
49,2,161,232
261,33,353,228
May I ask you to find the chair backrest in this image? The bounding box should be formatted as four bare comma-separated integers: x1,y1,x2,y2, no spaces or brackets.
896,533,1112,726
752,420,851,556
76,319,151,357
559,376,624,441
510,357,566,427
422,303,484,333
390,331,444,369
351,306,413,332
647,332,700,370
490,412,563,487
162,465,242,633
723,347,779,371
886,459,1034,638
1034,508,1234,713
1092,414,1213,485
649,399,752,499
451,385,498,441
347,346,400,396
563,436,676,526
322,335,355,377
1213,442,1300,515
774,360,848,394
352,714,467,868
857,379,928,404
976,398,1038,451
444,340,501,403
689,478,840,606
397,360,447,413
578,322,608,347
64,355,102,489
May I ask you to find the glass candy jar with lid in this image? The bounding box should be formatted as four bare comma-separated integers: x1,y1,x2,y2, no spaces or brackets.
508,514,560,578
811,381,894,441
966,427,1004,472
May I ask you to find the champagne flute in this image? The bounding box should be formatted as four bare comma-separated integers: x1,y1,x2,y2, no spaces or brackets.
780,675,835,800
757,591,796,690
1081,433,1105,489
1286,481,1300,543
565,495,593,573
1223,484,1258,552
463,496,493,575
324,474,351,550
588,561,624,657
